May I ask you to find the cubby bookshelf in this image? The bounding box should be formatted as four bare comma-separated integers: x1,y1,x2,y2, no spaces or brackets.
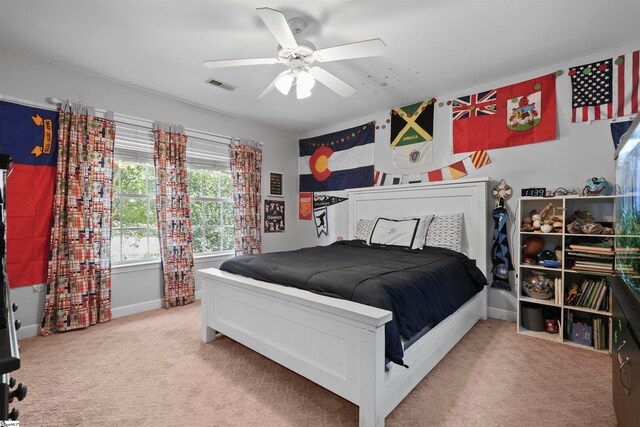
516,195,630,354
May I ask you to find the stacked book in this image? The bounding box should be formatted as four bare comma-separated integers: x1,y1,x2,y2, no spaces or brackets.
567,277,610,312
567,240,614,274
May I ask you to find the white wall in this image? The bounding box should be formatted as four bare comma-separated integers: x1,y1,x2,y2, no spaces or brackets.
0,48,300,337
296,40,640,319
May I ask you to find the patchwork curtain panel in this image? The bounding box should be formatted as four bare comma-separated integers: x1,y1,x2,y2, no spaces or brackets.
230,143,262,255
153,123,196,308
41,103,115,335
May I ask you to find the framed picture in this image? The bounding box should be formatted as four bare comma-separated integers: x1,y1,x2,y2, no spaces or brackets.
264,199,285,233
268,171,283,197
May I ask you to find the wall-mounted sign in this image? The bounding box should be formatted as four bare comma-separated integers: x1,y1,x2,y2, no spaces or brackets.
264,199,285,233
269,171,283,197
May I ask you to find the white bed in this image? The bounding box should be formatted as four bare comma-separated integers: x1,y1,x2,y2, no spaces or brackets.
199,177,489,426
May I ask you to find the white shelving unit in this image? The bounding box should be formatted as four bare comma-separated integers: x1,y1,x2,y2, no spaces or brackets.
516,195,622,354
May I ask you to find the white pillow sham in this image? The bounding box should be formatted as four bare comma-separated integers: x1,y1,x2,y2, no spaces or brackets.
355,215,433,250
368,217,421,248
425,212,464,253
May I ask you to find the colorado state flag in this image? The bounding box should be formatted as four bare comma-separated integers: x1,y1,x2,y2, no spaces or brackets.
299,122,374,192
0,101,58,287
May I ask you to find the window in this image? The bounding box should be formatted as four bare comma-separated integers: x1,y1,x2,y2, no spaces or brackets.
110,115,234,264
187,168,234,254
112,160,160,262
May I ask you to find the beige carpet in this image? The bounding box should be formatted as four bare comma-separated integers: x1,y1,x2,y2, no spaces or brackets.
14,302,614,426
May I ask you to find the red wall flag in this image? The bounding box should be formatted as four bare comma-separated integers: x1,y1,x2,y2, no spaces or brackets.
299,192,313,220
452,73,557,153
0,101,58,287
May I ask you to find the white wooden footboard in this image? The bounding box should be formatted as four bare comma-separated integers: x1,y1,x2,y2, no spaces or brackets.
200,268,487,426
200,268,392,426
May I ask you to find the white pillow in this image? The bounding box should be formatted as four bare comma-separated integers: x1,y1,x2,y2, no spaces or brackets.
425,213,464,252
354,218,376,241
369,218,421,248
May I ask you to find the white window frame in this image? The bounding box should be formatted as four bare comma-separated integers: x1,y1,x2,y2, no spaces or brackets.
111,114,234,265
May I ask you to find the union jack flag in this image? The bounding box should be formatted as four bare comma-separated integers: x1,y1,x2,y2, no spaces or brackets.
452,89,497,120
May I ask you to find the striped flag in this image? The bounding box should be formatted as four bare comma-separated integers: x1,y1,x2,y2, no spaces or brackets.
471,150,491,169
570,50,640,123
373,170,383,185
299,122,374,192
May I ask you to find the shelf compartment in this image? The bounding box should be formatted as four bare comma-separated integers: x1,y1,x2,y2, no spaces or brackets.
563,309,610,353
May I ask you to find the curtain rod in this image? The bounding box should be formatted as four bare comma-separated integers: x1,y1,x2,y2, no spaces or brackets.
0,94,250,147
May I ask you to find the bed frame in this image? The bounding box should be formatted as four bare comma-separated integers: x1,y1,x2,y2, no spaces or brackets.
199,178,489,426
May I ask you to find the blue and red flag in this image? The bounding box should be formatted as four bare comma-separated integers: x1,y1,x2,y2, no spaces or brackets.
299,122,375,192
0,101,58,287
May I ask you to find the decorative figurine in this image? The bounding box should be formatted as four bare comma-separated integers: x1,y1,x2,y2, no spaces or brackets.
584,177,612,196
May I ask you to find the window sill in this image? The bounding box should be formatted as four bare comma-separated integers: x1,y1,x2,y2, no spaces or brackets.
112,252,234,274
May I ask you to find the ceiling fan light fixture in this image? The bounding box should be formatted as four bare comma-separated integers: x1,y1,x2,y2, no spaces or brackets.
275,72,294,95
296,70,315,98
296,85,312,99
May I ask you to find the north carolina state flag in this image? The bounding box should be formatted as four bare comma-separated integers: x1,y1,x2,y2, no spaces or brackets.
0,101,58,287
452,73,557,153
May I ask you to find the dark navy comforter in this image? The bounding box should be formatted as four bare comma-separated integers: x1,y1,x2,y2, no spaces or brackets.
220,240,487,365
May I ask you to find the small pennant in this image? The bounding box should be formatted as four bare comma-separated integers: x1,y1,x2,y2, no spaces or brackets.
448,160,468,180
427,169,443,182
471,150,491,169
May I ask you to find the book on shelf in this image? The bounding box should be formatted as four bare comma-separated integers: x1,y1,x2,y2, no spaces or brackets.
568,277,609,310
592,282,606,310
571,266,614,274
568,245,614,254
575,279,592,307
553,277,562,305
566,251,615,259
593,317,608,350
573,260,613,269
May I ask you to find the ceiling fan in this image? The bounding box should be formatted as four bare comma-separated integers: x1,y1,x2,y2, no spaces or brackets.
203,7,387,100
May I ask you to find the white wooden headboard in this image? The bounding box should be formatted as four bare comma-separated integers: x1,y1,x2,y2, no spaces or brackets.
346,178,490,276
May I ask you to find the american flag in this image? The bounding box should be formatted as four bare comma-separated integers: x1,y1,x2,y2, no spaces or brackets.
452,89,497,120
570,50,640,122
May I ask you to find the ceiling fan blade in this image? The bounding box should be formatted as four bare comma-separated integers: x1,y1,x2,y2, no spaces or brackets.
314,38,386,63
309,67,356,97
257,70,292,99
203,57,279,69
256,7,298,50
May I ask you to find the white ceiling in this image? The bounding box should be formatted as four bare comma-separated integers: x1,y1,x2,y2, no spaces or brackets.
1,0,640,134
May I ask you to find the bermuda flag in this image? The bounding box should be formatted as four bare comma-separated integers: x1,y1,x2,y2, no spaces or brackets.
569,50,640,122
299,122,374,192
0,101,58,287
452,73,557,153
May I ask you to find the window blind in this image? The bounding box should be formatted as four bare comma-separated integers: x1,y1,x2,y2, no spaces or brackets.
114,115,232,171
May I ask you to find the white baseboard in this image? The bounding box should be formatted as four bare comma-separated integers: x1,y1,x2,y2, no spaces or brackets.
111,298,164,319
488,306,517,322
17,323,39,340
